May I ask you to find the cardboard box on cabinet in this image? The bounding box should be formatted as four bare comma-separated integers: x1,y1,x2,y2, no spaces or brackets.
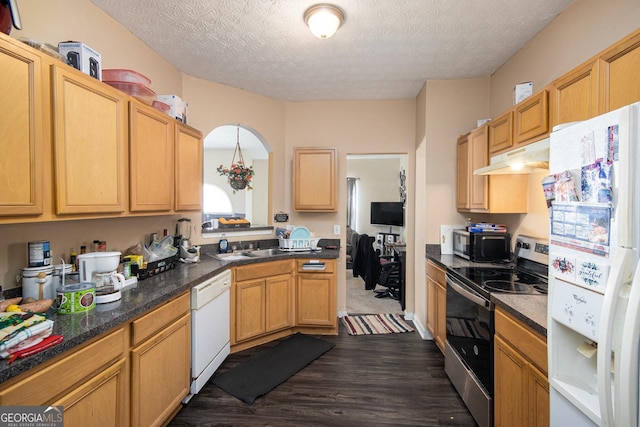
513,81,533,104
58,41,102,80
156,94,188,123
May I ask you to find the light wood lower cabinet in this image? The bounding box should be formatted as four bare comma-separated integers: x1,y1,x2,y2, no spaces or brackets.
494,307,549,427
0,292,191,427
296,259,337,327
426,260,446,353
54,358,127,427
232,260,295,344
0,328,127,424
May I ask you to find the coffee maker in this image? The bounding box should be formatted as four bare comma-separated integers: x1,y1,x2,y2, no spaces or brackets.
78,251,126,304
175,218,198,259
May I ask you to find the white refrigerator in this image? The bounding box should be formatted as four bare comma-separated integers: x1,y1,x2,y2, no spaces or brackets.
547,102,640,427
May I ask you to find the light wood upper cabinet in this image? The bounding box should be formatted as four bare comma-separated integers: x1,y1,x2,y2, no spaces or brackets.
51,64,128,215
456,134,470,210
469,125,489,211
129,100,174,212
457,125,528,214
514,89,549,145
551,60,599,127
599,29,640,113
0,35,44,217
489,110,513,154
175,124,203,211
293,147,337,212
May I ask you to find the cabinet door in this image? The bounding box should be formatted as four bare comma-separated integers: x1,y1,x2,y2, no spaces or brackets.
551,60,599,127
456,134,470,210
293,147,337,212
435,283,447,352
488,110,513,154
130,313,190,427
296,272,337,327
469,126,488,211
514,89,549,145
599,30,640,113
54,358,127,427
129,100,174,212
426,276,437,339
528,363,550,427
265,273,294,332
175,124,203,211
0,39,44,216
494,335,528,427
234,278,266,342
52,65,127,215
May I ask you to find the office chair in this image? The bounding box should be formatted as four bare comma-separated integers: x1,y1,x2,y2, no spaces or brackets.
374,256,401,300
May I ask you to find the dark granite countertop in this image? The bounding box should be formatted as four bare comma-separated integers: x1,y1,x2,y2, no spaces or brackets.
0,246,339,384
425,244,547,336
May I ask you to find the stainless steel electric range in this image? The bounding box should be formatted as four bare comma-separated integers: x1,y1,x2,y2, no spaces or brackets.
444,235,549,427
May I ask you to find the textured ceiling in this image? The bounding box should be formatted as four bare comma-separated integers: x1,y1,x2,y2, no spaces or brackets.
91,0,573,102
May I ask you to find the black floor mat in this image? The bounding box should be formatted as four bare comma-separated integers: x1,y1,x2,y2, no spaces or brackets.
212,332,335,404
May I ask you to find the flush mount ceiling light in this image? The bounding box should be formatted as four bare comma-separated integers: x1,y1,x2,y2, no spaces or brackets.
304,4,344,39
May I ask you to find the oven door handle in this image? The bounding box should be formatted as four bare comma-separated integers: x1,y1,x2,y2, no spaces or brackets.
446,274,489,308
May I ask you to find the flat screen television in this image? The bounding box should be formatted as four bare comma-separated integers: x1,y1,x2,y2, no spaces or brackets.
370,202,404,227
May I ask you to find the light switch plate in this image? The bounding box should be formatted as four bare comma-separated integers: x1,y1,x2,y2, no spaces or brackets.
333,225,340,235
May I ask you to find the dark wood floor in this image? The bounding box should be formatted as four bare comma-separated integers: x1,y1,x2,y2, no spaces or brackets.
169,321,477,426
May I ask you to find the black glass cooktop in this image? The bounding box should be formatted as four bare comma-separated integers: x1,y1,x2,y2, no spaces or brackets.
450,266,548,295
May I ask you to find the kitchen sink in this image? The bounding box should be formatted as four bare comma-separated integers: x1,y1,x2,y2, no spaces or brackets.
207,252,258,261
248,248,283,257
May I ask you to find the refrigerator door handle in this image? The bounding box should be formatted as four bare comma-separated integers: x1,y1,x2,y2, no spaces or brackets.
618,261,640,427
598,247,635,427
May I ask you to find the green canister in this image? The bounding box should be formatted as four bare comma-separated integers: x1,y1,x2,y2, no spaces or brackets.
56,282,96,314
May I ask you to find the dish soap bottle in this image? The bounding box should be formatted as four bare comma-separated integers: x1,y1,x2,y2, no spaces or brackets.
219,234,228,254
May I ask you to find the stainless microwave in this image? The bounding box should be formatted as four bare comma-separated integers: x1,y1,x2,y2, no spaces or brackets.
452,230,511,262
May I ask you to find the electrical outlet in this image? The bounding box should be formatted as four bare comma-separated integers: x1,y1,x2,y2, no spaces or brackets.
333,225,340,235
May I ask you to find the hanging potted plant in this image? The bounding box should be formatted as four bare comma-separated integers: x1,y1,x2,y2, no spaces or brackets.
217,161,255,192
217,126,255,193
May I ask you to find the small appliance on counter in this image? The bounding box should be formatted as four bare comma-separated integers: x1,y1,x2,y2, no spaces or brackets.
175,218,199,260
452,228,511,262
77,251,135,304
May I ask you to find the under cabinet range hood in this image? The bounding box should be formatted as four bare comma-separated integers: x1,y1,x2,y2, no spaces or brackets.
474,138,550,175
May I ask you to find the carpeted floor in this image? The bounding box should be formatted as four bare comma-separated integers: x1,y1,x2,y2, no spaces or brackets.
345,271,401,314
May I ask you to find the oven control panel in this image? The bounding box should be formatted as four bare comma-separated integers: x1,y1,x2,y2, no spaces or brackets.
515,235,549,266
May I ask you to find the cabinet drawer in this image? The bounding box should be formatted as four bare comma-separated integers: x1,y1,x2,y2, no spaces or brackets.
296,259,336,274
132,292,190,346
426,260,446,286
235,260,293,282
0,327,125,406
495,308,547,374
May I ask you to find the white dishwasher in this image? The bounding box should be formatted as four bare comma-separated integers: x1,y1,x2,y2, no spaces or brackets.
185,269,231,402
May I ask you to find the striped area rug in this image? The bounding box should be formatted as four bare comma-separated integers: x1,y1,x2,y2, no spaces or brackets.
342,314,414,336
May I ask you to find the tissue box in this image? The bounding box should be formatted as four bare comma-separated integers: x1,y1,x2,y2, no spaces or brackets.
514,81,533,104
156,94,188,123
58,41,102,80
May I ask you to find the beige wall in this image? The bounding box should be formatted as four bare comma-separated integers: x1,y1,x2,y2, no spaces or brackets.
284,100,416,312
